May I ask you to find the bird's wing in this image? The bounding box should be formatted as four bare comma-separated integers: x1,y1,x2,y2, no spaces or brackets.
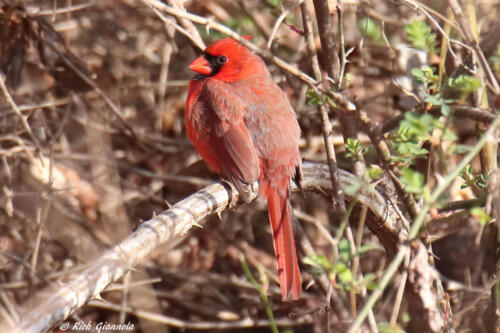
193,79,260,200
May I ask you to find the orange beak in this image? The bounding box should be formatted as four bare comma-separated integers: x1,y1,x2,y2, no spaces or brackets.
189,56,212,75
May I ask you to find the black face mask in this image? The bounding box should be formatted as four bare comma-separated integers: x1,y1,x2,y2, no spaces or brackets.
193,53,227,80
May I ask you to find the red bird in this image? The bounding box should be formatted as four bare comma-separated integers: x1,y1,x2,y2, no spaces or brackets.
185,37,302,300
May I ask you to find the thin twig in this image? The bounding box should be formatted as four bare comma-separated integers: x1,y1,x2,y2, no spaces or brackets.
447,0,500,94
390,251,410,325
0,75,41,150
32,2,95,16
89,300,312,329
301,1,346,214
38,35,138,139
150,6,205,50
349,205,377,332
357,110,419,221
295,222,350,321
336,0,346,90
0,291,19,324
140,0,356,112
168,0,205,49
141,0,315,84
396,0,474,69
266,0,303,50
381,105,498,134
348,96,500,332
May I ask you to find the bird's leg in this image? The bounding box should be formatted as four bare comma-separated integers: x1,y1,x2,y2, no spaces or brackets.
222,179,259,203
237,180,259,203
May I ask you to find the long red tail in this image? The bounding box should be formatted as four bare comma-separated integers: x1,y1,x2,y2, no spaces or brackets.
264,182,301,300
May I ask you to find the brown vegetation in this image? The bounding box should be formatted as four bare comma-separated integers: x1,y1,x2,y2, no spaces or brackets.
0,0,499,332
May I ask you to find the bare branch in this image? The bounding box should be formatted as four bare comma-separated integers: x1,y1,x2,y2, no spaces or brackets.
406,242,444,332
7,162,408,332
311,0,339,80
301,1,346,215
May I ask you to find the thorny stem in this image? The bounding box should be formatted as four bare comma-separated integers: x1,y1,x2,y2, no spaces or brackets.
356,110,419,220
349,105,500,332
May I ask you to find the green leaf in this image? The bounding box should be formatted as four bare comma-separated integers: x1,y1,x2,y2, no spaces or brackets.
441,127,458,142
424,93,444,106
366,280,379,290
344,176,365,196
399,168,424,195
455,144,473,154
303,254,334,271
362,273,379,290
470,207,491,225
267,0,281,8
345,138,363,161
411,65,442,96
306,89,322,106
461,164,473,177
441,103,451,116
338,238,351,261
394,142,428,157
355,243,383,256
421,92,454,116
346,137,360,152
334,262,353,284
448,75,482,93
398,112,436,141
412,66,438,85
406,20,437,54
411,68,426,82
366,165,383,180
474,173,489,190
378,322,407,333
358,18,382,42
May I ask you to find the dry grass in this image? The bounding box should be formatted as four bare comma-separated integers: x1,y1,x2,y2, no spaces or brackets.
0,0,499,332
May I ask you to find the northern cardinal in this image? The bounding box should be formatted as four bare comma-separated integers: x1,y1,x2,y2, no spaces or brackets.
185,37,302,300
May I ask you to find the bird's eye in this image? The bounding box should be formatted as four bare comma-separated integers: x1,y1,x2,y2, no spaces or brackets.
217,55,227,64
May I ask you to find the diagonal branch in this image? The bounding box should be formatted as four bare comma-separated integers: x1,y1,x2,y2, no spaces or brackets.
7,162,408,333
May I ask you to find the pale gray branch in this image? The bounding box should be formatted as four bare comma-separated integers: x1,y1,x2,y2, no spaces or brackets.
8,162,409,332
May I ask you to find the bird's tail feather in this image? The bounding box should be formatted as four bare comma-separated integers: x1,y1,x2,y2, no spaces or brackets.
263,181,301,300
